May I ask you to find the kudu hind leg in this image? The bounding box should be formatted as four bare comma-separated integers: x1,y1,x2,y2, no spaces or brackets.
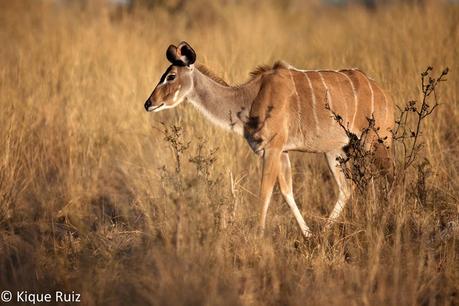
259,149,282,235
278,153,311,237
325,150,352,228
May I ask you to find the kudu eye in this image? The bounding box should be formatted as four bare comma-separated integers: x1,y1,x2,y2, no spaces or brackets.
166,74,176,82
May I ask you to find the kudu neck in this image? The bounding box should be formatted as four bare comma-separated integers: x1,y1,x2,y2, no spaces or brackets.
187,66,259,135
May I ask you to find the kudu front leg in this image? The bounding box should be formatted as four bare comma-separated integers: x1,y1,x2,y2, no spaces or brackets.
278,153,312,238
259,149,281,236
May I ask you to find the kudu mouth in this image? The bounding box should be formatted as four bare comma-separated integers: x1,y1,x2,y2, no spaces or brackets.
144,100,165,112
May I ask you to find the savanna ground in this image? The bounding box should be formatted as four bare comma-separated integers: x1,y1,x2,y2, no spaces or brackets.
0,0,458,305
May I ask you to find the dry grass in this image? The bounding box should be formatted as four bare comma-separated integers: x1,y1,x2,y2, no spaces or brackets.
0,1,458,305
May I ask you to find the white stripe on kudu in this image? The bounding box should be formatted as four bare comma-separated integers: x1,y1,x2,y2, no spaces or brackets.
318,71,333,110
365,76,375,115
338,71,358,131
287,69,300,99
146,41,394,239
304,72,320,132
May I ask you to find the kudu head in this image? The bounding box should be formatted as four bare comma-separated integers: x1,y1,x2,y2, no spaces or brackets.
144,41,196,112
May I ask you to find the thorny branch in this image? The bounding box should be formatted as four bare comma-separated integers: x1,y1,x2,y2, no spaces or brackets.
161,122,190,175
325,101,388,192
326,66,448,192
393,67,448,169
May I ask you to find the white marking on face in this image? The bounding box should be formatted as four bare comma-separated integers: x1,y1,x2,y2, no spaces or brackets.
172,85,182,103
157,77,171,89
159,72,176,87
148,103,165,112
150,85,187,113
154,100,182,112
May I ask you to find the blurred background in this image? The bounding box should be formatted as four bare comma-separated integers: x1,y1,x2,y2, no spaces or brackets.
0,0,457,305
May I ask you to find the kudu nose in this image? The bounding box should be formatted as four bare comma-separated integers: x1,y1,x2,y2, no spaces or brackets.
144,99,152,112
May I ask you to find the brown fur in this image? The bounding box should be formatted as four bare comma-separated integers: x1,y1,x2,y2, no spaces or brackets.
148,47,394,237
196,64,229,86
242,64,394,235
249,60,291,78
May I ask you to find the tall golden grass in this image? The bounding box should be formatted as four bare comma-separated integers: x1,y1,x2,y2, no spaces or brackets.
0,1,458,305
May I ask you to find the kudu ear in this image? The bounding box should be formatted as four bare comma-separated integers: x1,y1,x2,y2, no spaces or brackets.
166,41,196,66
177,41,196,66
166,44,180,65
